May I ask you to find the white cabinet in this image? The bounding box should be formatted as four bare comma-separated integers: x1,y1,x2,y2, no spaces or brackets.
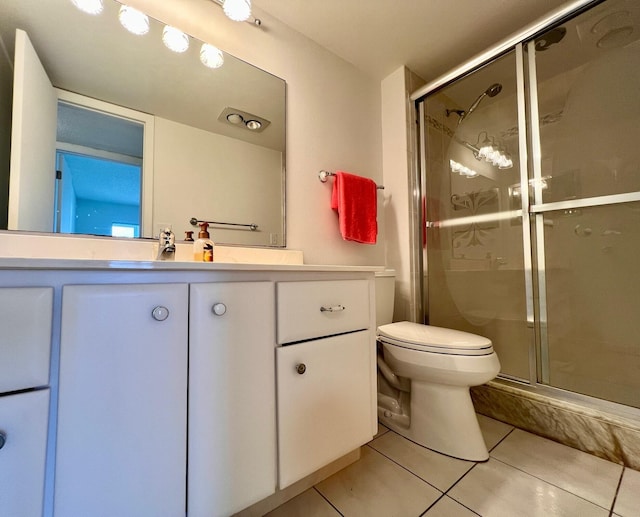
55,284,189,517
277,332,373,488
188,282,277,517
0,287,52,393
275,280,375,489
0,286,52,517
0,389,50,517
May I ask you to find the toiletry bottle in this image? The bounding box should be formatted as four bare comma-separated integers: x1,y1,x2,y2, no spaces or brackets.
193,222,214,262
184,231,194,242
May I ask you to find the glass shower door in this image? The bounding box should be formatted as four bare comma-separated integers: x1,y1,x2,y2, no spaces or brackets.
529,0,640,408
422,50,532,381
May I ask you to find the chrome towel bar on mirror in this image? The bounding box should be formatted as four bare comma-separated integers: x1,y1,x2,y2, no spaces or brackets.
318,170,384,189
190,218,258,231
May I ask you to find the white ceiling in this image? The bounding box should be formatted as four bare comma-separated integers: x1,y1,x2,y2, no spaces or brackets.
253,0,575,82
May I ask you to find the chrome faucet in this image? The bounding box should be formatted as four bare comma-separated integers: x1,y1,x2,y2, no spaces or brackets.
156,227,176,260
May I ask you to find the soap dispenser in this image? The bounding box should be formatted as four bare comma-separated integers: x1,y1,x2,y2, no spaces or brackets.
193,222,214,262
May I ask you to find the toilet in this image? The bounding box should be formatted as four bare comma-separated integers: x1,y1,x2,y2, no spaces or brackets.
375,270,500,461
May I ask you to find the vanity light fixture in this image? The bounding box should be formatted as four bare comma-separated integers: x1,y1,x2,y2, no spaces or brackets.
70,0,104,15
209,0,262,26
450,159,479,178
118,5,150,35
162,26,190,53
200,43,225,69
463,131,513,169
223,0,252,22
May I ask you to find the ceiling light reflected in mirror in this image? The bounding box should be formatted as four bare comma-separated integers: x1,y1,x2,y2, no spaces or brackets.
223,0,252,22
200,43,225,68
71,0,103,15
162,26,190,53
118,5,149,35
219,107,270,132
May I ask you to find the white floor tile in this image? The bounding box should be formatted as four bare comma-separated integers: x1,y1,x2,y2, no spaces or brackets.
264,489,339,517
422,496,478,516
490,428,621,509
613,467,640,517
315,446,441,517
476,413,513,450
369,431,473,491
449,458,609,517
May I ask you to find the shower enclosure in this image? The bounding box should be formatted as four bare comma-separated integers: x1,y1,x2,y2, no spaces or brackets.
414,0,640,413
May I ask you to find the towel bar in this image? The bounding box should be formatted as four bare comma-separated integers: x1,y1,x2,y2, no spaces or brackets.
190,217,258,231
319,170,384,189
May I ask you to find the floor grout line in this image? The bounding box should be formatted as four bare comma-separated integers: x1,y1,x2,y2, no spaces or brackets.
487,425,515,452
313,486,345,517
608,467,625,517
418,493,446,517
364,441,445,494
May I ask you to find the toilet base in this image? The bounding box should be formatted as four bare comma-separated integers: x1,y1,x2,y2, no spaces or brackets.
378,380,489,462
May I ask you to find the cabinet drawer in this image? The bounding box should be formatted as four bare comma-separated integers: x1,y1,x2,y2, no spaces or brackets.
0,389,49,517
0,287,52,393
277,280,370,344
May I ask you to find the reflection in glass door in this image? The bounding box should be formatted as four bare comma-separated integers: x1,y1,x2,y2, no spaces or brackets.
419,0,640,409
421,50,532,381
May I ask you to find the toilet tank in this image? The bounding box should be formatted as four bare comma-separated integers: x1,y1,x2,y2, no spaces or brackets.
375,269,396,326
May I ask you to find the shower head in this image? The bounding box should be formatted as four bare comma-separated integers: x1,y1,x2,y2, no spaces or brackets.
484,83,503,97
457,83,503,124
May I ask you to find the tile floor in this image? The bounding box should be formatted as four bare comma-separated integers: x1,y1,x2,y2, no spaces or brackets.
266,415,640,517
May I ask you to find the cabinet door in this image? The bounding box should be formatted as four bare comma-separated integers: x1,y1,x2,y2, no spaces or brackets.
277,330,373,488
0,389,49,517
0,287,52,393
189,282,276,517
55,284,188,517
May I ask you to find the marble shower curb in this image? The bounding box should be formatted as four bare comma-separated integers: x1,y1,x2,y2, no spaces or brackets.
471,381,640,470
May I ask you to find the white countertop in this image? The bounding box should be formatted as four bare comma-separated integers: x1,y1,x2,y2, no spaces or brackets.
0,257,384,272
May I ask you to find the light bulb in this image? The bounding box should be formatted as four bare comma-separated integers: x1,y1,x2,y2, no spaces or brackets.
71,0,104,15
118,5,149,35
226,113,244,125
245,120,262,130
162,26,190,53
223,0,251,22
200,43,224,69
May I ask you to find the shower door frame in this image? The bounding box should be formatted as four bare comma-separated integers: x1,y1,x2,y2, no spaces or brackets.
411,0,640,421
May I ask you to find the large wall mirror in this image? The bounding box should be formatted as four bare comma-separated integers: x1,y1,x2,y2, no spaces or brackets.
0,0,286,247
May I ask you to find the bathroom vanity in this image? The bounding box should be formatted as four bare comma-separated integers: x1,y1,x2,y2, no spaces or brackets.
0,259,377,517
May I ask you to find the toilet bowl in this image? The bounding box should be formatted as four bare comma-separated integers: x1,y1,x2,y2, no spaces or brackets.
377,322,500,461
374,270,500,461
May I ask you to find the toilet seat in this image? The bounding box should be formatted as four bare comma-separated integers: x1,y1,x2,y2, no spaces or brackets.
377,321,494,356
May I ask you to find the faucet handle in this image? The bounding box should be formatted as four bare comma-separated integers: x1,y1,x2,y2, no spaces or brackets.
160,227,175,247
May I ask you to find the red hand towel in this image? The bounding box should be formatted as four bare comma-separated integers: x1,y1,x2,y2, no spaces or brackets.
331,171,378,244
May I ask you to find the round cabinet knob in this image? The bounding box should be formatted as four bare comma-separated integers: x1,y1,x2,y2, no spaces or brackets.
151,306,170,321
212,303,227,316
296,363,306,375
0,432,6,450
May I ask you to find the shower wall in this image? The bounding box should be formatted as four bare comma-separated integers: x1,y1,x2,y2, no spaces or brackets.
419,0,640,411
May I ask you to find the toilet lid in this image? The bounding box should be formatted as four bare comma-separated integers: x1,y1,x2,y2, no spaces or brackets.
377,321,494,356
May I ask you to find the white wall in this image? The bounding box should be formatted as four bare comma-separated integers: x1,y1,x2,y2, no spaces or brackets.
128,0,385,266
153,117,283,246
381,66,425,322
